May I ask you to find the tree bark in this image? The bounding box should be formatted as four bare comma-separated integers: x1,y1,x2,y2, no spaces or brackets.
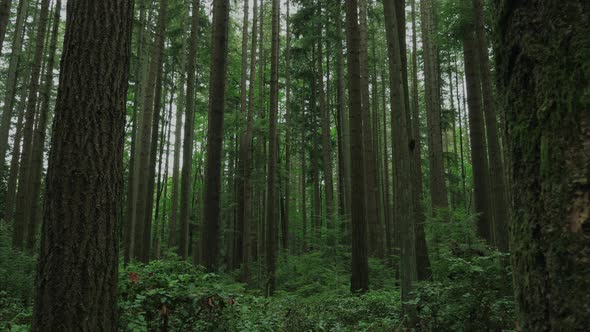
472,0,509,251
384,0,418,311
420,0,448,210
495,1,590,329
463,27,493,243
12,0,50,250
201,0,230,270
180,0,201,260
265,0,280,296
345,0,369,293
31,0,132,329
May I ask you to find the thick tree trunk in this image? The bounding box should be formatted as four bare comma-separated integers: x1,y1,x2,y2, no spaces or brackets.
495,1,590,329
179,0,201,260
345,0,369,293
201,0,230,270
31,0,133,329
463,27,493,243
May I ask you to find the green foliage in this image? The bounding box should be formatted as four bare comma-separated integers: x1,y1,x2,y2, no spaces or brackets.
0,224,36,303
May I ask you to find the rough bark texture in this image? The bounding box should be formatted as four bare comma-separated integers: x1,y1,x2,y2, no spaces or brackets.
463,27,493,243
31,0,133,329
494,1,590,330
472,0,509,251
180,0,200,260
420,0,448,210
345,0,369,293
201,0,230,270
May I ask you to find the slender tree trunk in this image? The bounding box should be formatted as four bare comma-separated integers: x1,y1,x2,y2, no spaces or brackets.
380,52,392,264
31,0,133,328
180,0,201,260
411,0,431,281
283,0,291,252
463,27,493,243
318,20,334,246
345,0,369,293
201,0,230,270
454,56,468,207
241,0,259,282
421,0,448,210
235,0,250,271
301,93,308,252
384,0,418,311
0,0,11,54
24,0,61,251
265,0,280,296
12,0,50,250
359,0,383,258
0,0,30,178
472,0,508,251
495,1,590,329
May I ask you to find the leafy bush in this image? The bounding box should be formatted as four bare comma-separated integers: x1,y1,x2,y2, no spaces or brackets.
0,224,36,303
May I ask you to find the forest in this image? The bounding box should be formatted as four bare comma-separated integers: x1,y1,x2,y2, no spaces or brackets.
0,0,588,331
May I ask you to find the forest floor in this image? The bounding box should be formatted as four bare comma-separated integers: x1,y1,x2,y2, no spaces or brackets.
0,218,516,331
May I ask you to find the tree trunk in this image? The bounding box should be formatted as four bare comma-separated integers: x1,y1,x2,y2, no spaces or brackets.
359,0,383,258
495,1,590,329
179,0,201,260
463,27,493,243
384,0,417,311
283,0,291,252
0,0,12,55
0,0,30,178
265,0,280,296
31,0,132,329
201,0,230,270
411,0,432,281
472,0,509,251
12,0,50,250
345,0,369,293
420,0,448,210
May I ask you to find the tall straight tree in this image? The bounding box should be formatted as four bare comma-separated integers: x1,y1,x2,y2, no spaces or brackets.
411,0,431,281
179,0,201,259
359,0,383,258
495,1,590,329
472,0,508,251
420,0,448,210
282,0,292,251
317,13,334,244
384,0,417,309
235,0,249,270
24,0,62,251
463,26,492,243
345,0,369,293
12,0,50,250
201,0,230,270
266,0,280,296
31,0,133,329
131,0,168,262
240,0,259,281
0,0,29,178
